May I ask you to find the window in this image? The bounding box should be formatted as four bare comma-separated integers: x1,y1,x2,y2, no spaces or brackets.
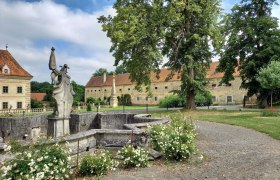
155,87,158,90
99,90,100,91
155,97,158,101
227,96,233,103
90,90,92,92
4,69,8,74
137,97,140,101
17,102,22,109
3,86,8,93
146,97,149,101
104,89,107,92
128,88,130,91
212,96,216,102
95,90,96,92
2,102,8,109
119,89,122,92
17,86,22,93
165,86,168,89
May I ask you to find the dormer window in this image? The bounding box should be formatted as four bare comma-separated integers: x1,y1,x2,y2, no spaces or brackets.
2,65,10,74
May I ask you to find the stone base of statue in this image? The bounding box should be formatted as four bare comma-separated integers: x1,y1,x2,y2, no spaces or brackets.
47,116,70,138
110,96,118,108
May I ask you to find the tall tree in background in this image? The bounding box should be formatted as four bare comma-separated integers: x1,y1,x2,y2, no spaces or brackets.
217,0,280,107
99,0,221,109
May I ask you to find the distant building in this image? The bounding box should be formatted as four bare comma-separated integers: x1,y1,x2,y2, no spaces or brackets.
85,62,255,105
0,50,33,110
31,93,46,102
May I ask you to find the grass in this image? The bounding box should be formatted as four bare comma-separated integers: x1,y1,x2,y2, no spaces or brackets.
151,110,280,140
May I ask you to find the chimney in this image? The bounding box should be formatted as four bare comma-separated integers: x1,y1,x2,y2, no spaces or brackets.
103,72,106,83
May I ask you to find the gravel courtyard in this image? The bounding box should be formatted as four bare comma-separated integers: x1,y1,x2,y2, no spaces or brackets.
102,121,280,180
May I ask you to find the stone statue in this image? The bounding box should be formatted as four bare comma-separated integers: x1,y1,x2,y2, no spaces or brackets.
48,47,75,118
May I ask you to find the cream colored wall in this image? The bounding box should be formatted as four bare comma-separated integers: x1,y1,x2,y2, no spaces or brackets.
85,81,181,105
208,77,254,105
0,77,31,110
85,77,255,106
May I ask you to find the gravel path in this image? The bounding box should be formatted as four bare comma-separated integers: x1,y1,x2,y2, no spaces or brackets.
102,121,280,180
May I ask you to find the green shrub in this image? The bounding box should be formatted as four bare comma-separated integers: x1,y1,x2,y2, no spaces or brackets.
195,91,212,106
0,143,72,179
31,99,44,108
261,110,279,117
86,103,92,111
149,112,196,160
118,145,149,168
79,150,118,176
159,95,184,108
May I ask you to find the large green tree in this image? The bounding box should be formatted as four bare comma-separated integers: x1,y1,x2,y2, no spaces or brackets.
217,0,280,107
99,0,221,109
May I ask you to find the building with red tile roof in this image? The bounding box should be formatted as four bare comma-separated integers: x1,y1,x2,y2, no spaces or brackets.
31,93,46,102
0,50,33,110
85,62,255,105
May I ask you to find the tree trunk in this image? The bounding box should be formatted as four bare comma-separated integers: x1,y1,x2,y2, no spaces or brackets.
186,91,196,110
260,96,268,108
185,62,196,110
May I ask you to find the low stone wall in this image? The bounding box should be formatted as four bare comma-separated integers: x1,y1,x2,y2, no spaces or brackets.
0,114,49,140
0,112,168,162
70,113,99,134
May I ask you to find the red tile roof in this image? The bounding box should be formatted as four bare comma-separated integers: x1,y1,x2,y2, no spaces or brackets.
206,61,239,79
31,93,46,101
0,50,32,77
85,62,240,87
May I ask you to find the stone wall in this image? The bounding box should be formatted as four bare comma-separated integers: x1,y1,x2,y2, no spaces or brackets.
0,114,48,141
69,113,99,134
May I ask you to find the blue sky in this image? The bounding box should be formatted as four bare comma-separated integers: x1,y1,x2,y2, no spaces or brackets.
0,0,279,85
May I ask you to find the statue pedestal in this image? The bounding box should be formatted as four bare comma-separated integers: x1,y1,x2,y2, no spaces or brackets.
110,96,118,108
48,116,70,138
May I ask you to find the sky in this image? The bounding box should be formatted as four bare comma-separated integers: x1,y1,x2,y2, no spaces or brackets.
0,0,280,85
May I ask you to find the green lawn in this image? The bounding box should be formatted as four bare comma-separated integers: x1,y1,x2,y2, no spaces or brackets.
151,110,280,140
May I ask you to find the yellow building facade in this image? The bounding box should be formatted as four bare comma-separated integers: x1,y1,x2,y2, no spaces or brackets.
0,50,33,110
85,62,255,105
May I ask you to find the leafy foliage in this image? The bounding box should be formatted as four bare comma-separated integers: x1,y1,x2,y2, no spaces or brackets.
31,99,44,108
149,112,196,160
0,143,72,179
257,61,280,90
79,150,118,176
119,94,132,106
217,0,280,107
117,145,149,168
71,80,85,106
159,95,184,108
195,91,213,106
98,0,222,109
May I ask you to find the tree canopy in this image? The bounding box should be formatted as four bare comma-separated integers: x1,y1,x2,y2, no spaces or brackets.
217,0,280,107
99,0,222,109
257,61,280,90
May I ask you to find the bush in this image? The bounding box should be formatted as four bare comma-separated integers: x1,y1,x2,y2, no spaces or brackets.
118,145,149,168
86,103,92,111
0,143,72,179
195,91,212,106
159,95,184,108
31,99,44,108
149,112,196,160
79,150,118,176
261,110,279,117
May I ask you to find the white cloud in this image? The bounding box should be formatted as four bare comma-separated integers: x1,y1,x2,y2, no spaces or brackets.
0,0,115,85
